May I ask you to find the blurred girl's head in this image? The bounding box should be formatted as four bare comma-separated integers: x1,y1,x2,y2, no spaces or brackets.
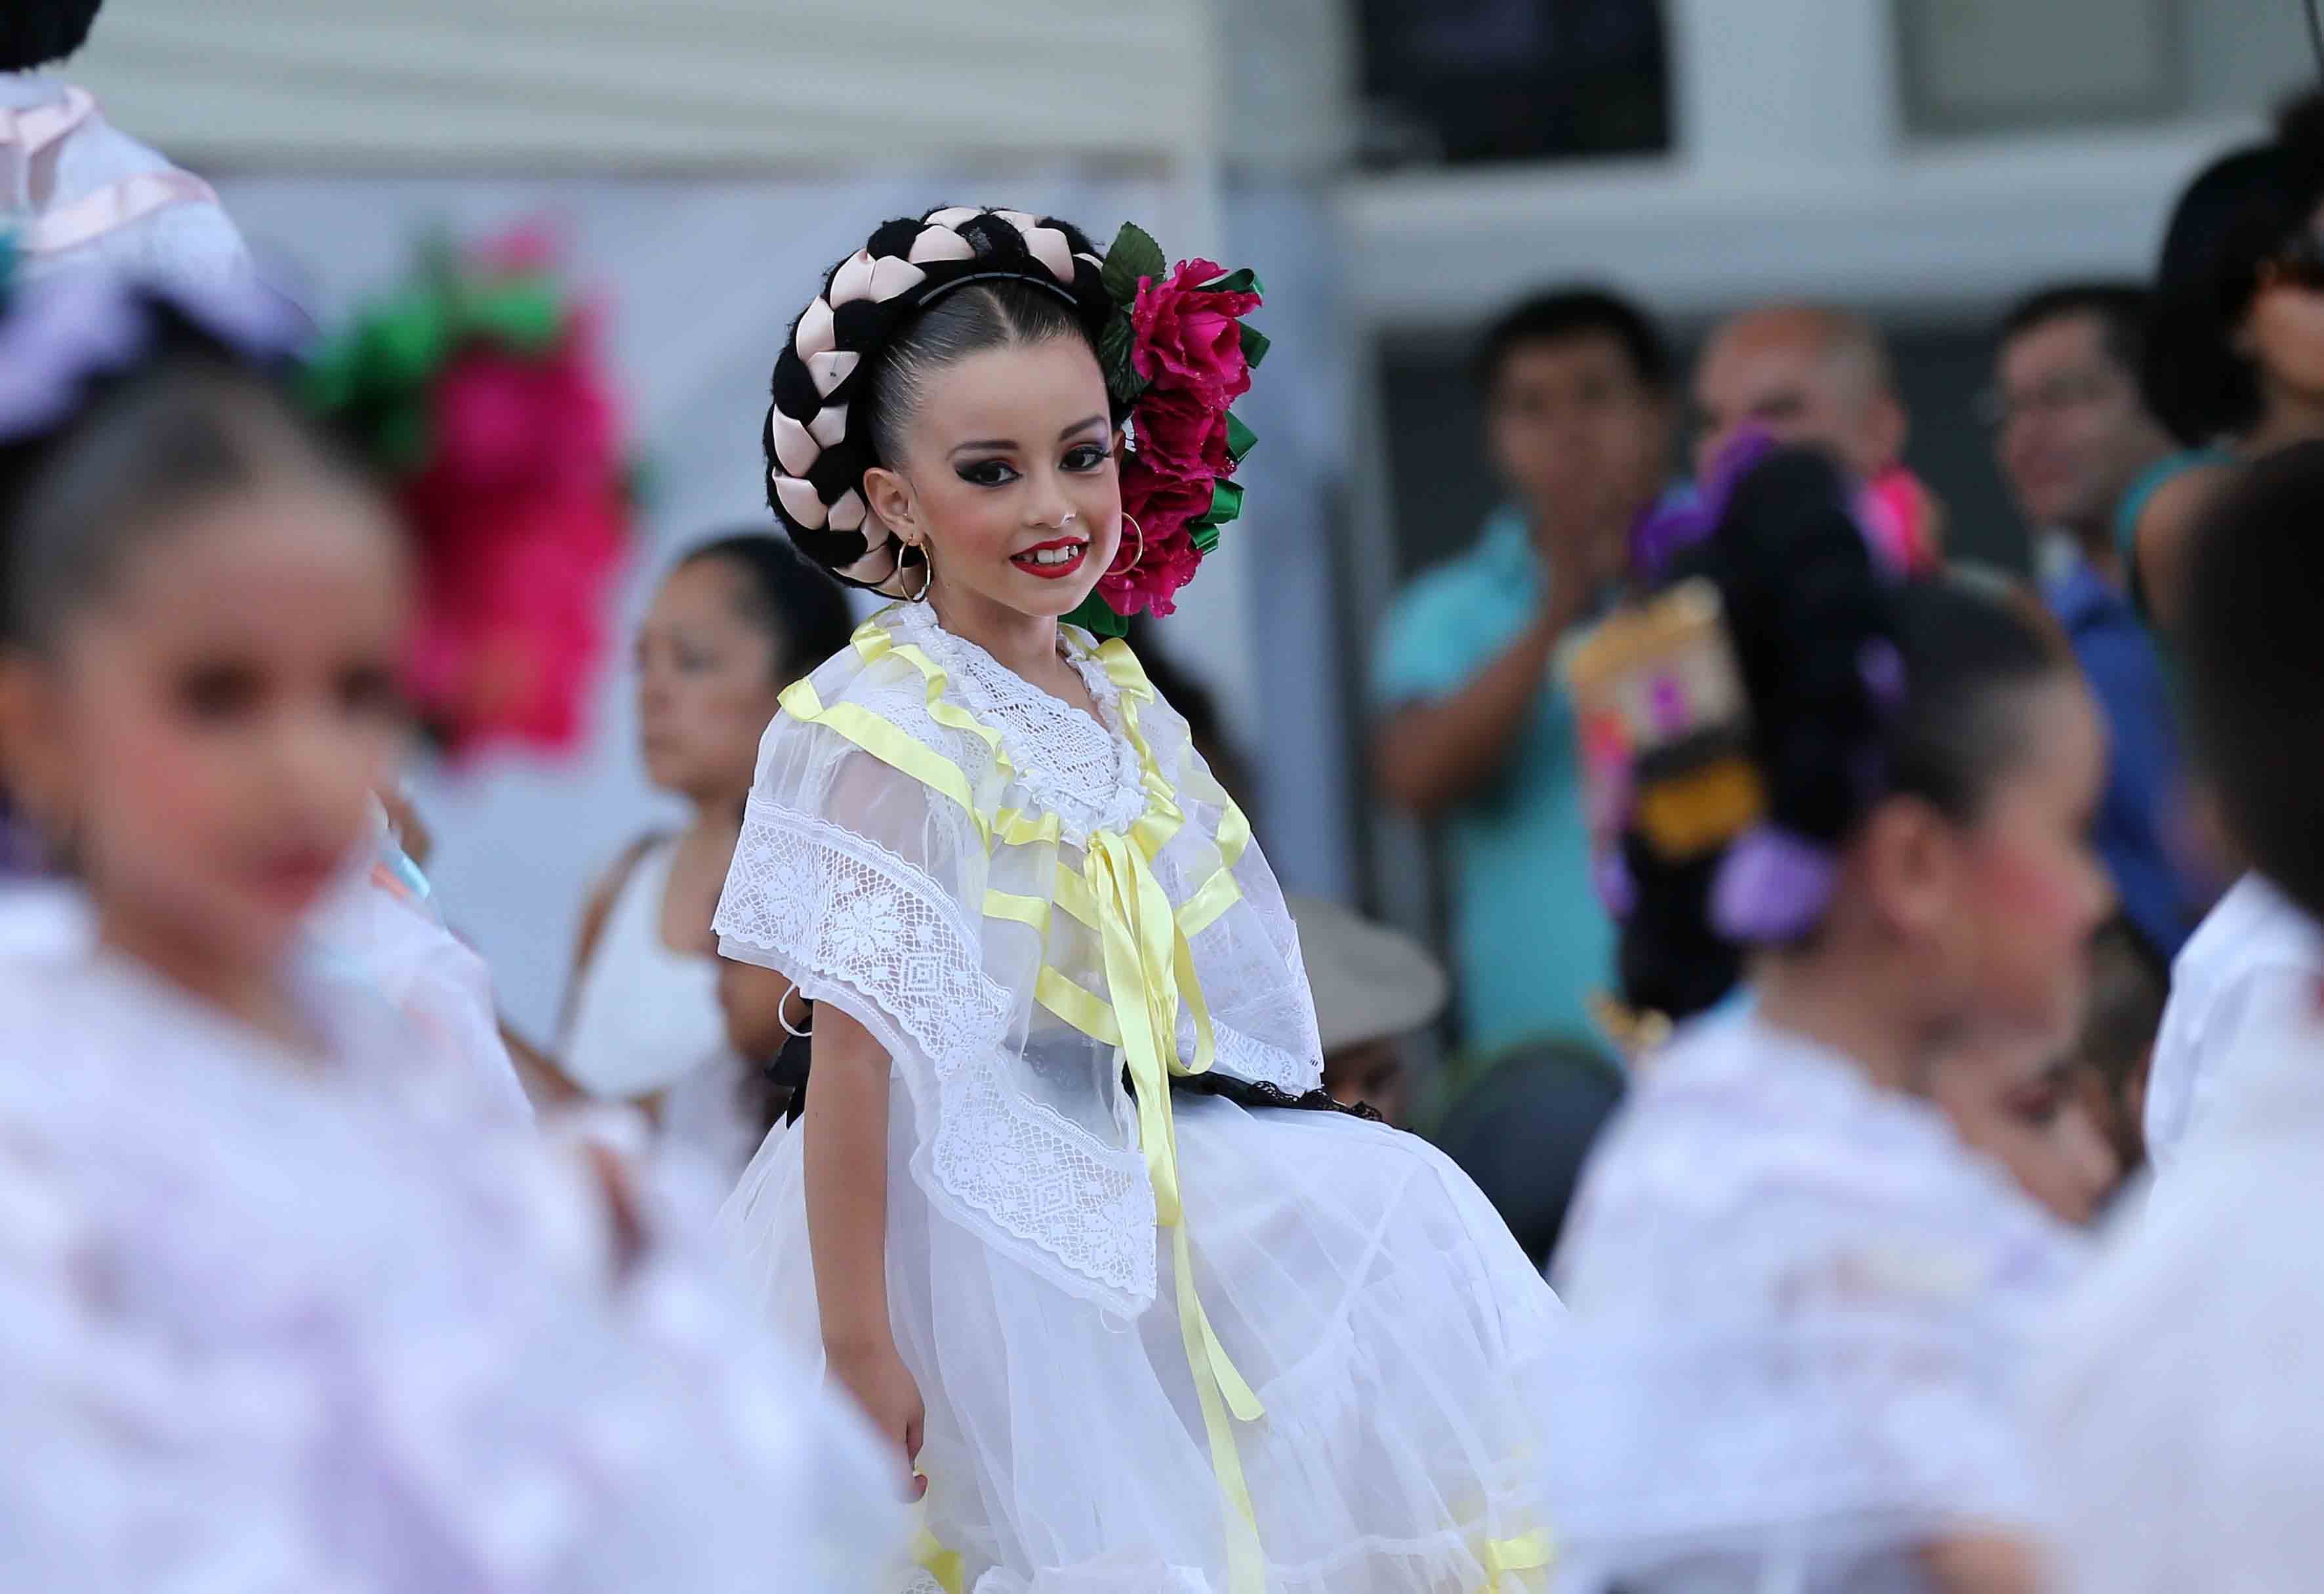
636,533,850,806
1615,448,2111,1061
1932,1038,2123,1228
0,277,406,980
2146,92,2324,445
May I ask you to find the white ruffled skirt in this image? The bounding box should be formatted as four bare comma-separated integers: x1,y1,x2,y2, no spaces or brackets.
721,1093,1563,1593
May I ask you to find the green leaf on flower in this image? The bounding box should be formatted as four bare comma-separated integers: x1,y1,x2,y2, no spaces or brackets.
1099,311,1148,409
1062,592,1131,638
375,394,434,473
1198,267,1263,297
1099,222,1167,307
1225,411,1257,465
1238,322,1271,371
461,281,563,352
1189,521,1221,556
1204,478,1245,528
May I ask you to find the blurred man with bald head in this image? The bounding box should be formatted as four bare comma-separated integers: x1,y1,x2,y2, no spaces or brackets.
1693,304,1944,572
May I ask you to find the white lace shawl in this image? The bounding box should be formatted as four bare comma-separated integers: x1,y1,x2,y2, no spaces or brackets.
714,603,1324,1316
1543,1015,2087,1586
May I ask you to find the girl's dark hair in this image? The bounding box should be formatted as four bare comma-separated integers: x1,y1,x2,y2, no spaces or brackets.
2143,93,2324,445
0,299,357,655
1,0,102,71
765,211,1118,590
1619,448,2070,1019
859,278,1114,468
676,532,855,684
2184,439,2324,923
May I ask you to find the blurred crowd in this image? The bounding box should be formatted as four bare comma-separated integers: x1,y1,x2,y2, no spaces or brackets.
16,0,2324,1586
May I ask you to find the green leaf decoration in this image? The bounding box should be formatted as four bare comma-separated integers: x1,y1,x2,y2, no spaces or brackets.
459,280,563,352
1200,478,1245,529
1198,267,1264,297
369,295,451,386
1062,592,1131,638
1099,222,1168,308
1098,311,1148,409
1225,411,1257,465
1189,521,1221,556
373,393,434,474
1238,322,1271,371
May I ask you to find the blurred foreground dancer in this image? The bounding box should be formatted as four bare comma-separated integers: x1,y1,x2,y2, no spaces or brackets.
0,270,898,1590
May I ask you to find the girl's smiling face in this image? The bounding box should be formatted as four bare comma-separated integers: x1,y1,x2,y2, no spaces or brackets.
861,336,1124,632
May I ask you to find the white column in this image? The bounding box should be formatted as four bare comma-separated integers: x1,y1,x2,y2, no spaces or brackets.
1669,0,1902,172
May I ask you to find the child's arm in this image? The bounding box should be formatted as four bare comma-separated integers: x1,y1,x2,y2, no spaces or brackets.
1919,1530,2043,1594
804,1001,924,1499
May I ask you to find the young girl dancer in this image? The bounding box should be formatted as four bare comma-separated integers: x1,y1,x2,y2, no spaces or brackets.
1544,447,2106,1592
2036,439,2324,1593
556,533,851,1174
716,207,1561,1593
0,270,897,1589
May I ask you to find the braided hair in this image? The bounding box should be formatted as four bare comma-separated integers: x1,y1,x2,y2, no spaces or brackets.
1618,447,2069,1021
764,207,1119,595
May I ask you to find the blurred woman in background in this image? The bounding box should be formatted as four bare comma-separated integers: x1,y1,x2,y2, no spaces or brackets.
2124,92,2324,641
546,534,851,1179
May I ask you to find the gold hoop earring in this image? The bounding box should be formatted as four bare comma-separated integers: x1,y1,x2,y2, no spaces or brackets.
900,544,933,604
1118,514,1145,571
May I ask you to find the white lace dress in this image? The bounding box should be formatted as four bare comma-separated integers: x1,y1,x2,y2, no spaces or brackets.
1542,1015,2086,1593
0,910,901,1592
715,603,1562,1594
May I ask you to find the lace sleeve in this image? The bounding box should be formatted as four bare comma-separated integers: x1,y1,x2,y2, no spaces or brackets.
716,720,1013,1115
716,678,1163,1314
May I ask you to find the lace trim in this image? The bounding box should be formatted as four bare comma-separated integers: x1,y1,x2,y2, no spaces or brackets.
931,1049,1156,1309
884,604,1147,846
718,798,1156,1310
717,799,1010,1078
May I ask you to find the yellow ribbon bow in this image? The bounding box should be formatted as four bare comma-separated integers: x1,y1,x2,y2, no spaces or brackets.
1079,825,1269,1592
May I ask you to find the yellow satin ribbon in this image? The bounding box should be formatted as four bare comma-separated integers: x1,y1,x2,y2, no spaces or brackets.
1481,1528,1556,1590
792,617,1276,1588
912,1526,966,1594
1080,826,1269,1592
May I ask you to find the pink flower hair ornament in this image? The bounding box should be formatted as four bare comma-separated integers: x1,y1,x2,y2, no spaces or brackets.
1070,224,1269,633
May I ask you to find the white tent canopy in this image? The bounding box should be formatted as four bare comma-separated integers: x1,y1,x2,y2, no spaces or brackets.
69,0,1218,171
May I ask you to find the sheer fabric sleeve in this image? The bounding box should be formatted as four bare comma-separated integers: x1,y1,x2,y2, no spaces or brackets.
716,655,1163,1314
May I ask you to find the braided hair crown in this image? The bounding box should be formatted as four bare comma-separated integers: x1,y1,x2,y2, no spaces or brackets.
764,207,1114,594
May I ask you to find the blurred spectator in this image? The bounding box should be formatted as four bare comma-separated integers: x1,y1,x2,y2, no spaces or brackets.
2,1,253,292
2071,916,2168,1180
1932,1036,2123,1230
1993,285,2200,957
1692,303,1944,573
1434,1039,1625,1271
2126,92,2324,639
1372,288,1677,1055
1284,894,1449,1126
546,534,852,1178
1127,619,1256,813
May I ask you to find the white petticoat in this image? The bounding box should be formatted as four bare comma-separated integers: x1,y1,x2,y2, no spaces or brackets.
723,1090,1561,1593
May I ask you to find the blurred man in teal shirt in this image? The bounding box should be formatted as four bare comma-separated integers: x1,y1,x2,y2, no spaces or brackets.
1373,289,1679,1056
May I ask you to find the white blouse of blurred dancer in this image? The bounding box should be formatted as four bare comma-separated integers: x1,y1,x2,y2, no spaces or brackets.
549,536,853,1180
3,5,253,293
0,274,901,1589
